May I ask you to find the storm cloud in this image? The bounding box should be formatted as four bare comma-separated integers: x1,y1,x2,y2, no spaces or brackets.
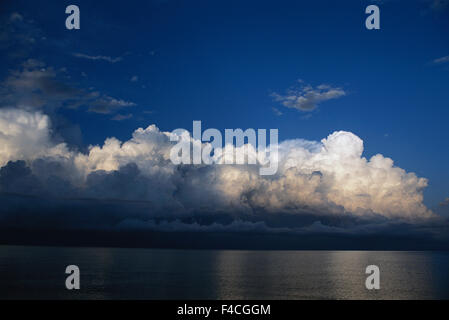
0,107,435,231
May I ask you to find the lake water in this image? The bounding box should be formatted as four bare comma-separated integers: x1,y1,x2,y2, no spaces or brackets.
0,245,448,299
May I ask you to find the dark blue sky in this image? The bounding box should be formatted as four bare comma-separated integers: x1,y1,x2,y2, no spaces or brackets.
1,0,448,207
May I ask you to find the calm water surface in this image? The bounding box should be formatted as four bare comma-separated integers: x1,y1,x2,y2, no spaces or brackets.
0,245,448,299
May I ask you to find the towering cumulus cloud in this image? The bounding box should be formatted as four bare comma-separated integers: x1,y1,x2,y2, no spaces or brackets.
0,108,433,225
0,109,69,166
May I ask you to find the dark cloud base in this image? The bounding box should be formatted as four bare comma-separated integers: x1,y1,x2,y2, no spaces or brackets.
1,228,449,251
1,159,449,250
1,192,449,250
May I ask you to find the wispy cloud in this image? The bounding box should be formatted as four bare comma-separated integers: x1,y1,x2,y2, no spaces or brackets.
9,12,23,22
272,107,283,116
0,59,136,115
0,12,44,58
73,53,123,63
89,96,136,114
111,113,133,121
431,0,449,11
272,80,346,112
433,55,449,64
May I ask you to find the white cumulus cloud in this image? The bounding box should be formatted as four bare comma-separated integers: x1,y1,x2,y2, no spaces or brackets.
0,108,434,221
0,109,69,167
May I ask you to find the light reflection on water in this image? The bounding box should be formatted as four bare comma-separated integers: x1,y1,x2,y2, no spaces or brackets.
0,246,448,299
